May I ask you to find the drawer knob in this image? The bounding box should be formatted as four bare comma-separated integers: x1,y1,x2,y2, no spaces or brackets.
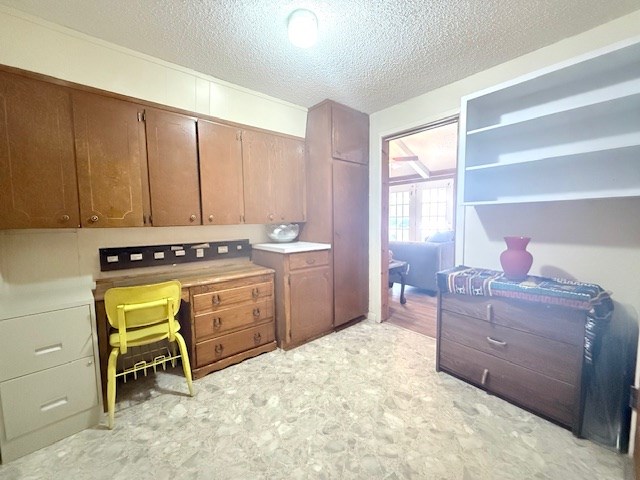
486,336,507,347
306,258,316,265
253,308,261,318
89,215,99,223
253,332,262,344
214,344,224,355
61,214,70,222
212,294,221,305
481,368,489,386
190,214,197,222
212,317,221,328
252,288,259,299
208,214,214,222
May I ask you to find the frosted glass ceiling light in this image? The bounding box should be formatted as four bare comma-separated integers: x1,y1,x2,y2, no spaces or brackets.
288,9,318,48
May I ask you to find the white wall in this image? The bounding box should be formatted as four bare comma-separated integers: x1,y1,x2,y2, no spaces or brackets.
369,10,640,324
0,6,307,291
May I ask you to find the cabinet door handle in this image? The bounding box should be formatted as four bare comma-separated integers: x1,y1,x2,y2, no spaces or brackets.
214,344,224,355
306,259,316,265
61,214,70,222
212,294,221,305
481,368,489,386
253,332,262,344
253,308,261,318
208,214,214,222
212,317,221,328
89,215,99,223
486,304,493,322
486,336,507,347
190,214,197,222
268,214,274,221
252,288,259,299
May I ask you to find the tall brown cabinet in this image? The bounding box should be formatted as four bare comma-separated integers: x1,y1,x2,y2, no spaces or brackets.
301,100,369,327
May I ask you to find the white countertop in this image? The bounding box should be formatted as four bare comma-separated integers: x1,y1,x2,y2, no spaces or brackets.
252,241,331,254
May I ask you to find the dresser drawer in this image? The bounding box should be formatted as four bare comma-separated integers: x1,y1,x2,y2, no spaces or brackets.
440,294,585,345
194,298,273,340
195,322,275,367
192,281,272,313
289,250,329,270
0,306,93,382
0,356,98,440
440,311,582,384
439,339,576,427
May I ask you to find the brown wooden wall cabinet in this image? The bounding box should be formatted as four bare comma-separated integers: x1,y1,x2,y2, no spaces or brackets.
252,248,333,349
145,108,201,226
301,100,369,326
242,129,306,224
72,92,149,227
0,71,80,229
437,293,586,433
198,120,245,225
0,65,305,230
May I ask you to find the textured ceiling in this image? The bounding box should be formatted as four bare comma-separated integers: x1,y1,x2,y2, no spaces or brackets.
390,122,458,179
2,0,639,113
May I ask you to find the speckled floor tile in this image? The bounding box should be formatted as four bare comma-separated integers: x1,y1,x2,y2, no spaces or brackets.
0,320,631,479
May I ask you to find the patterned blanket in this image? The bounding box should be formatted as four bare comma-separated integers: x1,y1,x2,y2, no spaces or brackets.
436,266,614,364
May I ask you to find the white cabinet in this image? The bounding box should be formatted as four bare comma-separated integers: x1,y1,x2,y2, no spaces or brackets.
0,299,102,463
459,38,640,205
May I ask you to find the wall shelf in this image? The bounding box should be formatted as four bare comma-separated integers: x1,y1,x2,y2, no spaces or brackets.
459,37,640,205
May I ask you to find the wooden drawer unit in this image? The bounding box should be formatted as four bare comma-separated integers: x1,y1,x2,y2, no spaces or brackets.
289,250,329,270
194,298,273,340
196,322,275,367
437,293,586,433
186,271,276,379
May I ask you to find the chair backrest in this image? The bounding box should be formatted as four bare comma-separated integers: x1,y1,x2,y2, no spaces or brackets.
104,280,182,330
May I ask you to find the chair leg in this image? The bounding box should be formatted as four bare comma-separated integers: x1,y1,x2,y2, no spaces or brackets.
174,333,194,397
107,348,120,429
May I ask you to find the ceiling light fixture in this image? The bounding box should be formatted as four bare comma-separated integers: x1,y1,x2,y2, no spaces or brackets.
288,9,318,48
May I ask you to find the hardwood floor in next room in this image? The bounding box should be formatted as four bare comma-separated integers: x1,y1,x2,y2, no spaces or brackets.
386,284,437,338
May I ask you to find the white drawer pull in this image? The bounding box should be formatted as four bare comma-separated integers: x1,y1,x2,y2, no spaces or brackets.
35,343,63,355
486,336,507,347
40,397,68,412
481,368,489,385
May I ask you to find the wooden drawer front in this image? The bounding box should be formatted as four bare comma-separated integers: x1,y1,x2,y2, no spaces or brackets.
440,311,581,384
289,250,330,270
0,356,98,440
196,322,275,367
190,274,273,295
194,298,273,340
440,294,585,345
0,306,93,382
192,281,272,313
439,339,576,427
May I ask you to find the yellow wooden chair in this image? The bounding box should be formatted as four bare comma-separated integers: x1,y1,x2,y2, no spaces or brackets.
104,280,194,429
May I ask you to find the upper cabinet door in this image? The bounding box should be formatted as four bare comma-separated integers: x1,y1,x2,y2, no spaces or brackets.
145,109,201,226
273,136,306,223
331,102,369,165
242,129,275,224
0,72,79,229
73,93,148,228
198,120,244,225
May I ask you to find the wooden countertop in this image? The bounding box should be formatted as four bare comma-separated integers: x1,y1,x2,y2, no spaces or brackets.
93,259,274,300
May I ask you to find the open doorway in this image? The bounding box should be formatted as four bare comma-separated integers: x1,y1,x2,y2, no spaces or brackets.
381,116,458,333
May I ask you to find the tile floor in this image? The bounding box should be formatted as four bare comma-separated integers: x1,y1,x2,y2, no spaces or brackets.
0,320,632,480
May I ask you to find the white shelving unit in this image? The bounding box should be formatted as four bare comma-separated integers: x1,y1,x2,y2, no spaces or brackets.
459,38,640,205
